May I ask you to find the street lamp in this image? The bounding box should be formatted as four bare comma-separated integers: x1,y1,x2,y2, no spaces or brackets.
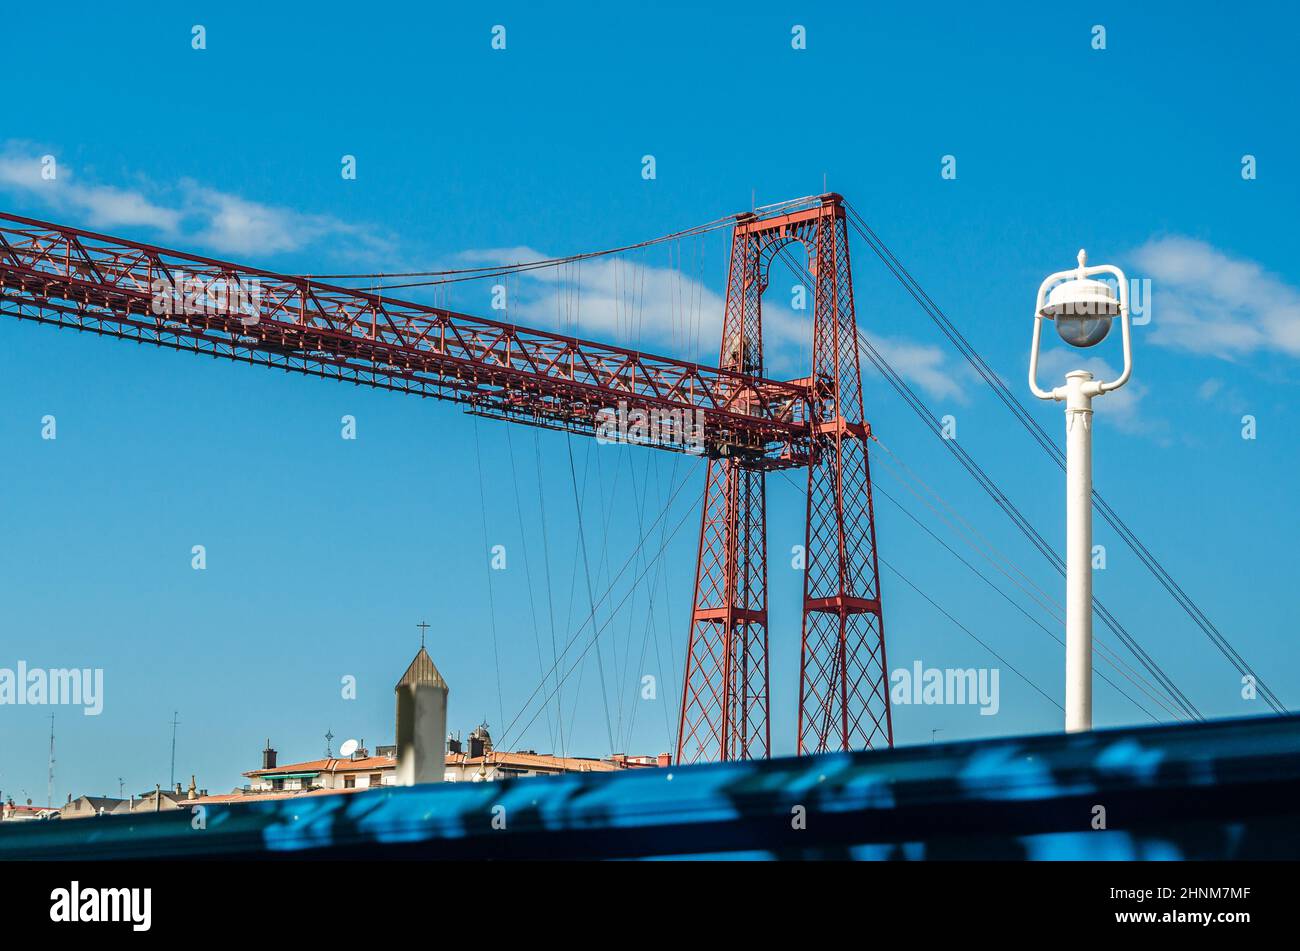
1029,249,1133,733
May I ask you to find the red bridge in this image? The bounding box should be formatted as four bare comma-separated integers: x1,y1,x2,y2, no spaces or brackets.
0,193,891,763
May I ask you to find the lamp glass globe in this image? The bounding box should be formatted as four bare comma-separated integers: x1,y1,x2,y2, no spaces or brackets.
1055,313,1112,348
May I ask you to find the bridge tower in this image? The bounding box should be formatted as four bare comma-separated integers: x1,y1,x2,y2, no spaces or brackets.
676,194,893,763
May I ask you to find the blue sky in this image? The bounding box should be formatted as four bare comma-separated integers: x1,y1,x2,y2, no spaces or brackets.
1,1,1296,805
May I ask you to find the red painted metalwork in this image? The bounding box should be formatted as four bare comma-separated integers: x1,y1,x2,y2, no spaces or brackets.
676,218,772,763
796,201,892,755
676,195,892,763
0,196,891,763
0,212,809,464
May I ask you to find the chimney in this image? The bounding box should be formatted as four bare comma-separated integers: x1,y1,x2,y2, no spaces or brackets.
447,733,462,755
468,722,493,759
175,782,183,796
262,739,277,770
187,775,197,800
394,645,449,786
657,752,671,768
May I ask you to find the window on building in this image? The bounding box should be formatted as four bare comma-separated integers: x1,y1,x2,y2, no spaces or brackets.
369,773,382,787
344,776,355,789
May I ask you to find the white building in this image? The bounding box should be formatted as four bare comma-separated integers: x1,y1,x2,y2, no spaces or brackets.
222,644,667,800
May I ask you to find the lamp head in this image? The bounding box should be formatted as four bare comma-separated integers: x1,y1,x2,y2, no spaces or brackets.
1030,249,1133,401
1040,276,1118,348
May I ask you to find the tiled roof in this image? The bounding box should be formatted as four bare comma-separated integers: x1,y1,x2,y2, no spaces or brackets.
446,751,623,772
244,755,394,778
189,786,374,806
245,748,652,781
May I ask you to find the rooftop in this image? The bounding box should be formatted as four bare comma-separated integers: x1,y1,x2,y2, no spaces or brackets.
244,755,395,779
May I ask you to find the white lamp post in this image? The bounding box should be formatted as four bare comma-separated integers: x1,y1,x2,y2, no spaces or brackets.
1029,250,1132,733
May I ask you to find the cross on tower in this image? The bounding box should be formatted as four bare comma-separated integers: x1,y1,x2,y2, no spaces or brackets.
417,620,430,648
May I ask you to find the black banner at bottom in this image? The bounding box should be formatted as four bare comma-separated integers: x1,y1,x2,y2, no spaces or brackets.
6,859,1286,938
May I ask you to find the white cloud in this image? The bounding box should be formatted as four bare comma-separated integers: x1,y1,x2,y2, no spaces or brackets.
0,149,181,233
1131,236,1300,360
1195,375,1251,414
180,183,371,256
460,245,967,401
862,332,969,402
483,248,725,355
0,141,387,259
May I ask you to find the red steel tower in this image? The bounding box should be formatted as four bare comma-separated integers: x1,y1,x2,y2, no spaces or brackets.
677,195,892,763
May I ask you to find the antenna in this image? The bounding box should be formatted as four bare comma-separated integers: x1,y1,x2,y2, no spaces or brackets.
325,728,335,757
118,777,125,798
169,711,180,788
47,714,55,808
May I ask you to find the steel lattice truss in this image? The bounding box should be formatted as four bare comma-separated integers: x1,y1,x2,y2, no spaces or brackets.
0,212,810,464
678,196,892,764
797,206,892,754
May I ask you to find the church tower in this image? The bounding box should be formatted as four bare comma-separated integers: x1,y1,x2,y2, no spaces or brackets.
394,641,449,786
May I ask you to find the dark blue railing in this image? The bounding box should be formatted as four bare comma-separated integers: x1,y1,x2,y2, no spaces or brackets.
3,713,1297,860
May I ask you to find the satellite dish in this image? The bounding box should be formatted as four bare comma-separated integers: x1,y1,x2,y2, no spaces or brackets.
339,738,359,757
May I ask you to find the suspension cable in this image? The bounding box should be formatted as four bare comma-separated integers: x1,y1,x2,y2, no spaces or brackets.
870,459,1178,721
854,324,1203,722
471,414,506,732
881,556,1064,714
493,460,700,752
495,478,702,754
843,202,1285,715
306,196,820,290
771,240,1202,722
566,434,616,754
